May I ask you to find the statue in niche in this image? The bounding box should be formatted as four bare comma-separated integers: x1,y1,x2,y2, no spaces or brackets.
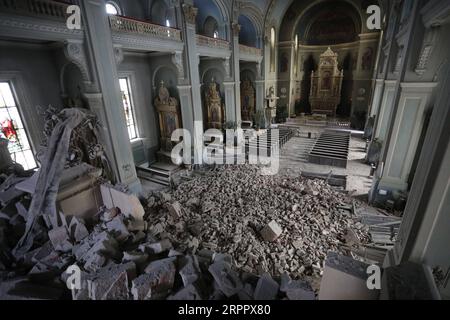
154,81,181,152
309,47,343,116
205,78,223,129
362,47,373,70
240,78,255,122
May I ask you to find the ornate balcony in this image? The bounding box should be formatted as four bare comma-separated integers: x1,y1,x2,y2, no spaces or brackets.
109,15,181,41
0,0,83,42
109,15,183,52
239,44,263,62
0,0,69,20
196,34,231,58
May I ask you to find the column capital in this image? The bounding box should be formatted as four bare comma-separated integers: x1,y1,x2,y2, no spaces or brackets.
232,23,241,37
182,3,198,25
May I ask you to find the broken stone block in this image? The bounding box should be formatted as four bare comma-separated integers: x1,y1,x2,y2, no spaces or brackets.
139,239,172,255
109,187,145,221
319,252,377,300
238,283,254,300
168,284,202,300
88,262,136,300
131,258,176,300
101,207,119,222
105,215,130,242
179,255,201,287
198,249,215,262
100,184,114,209
69,217,89,243
127,218,146,232
28,262,58,283
254,273,279,300
48,226,70,249
208,261,243,297
280,272,315,300
167,201,182,219
260,220,282,242
122,251,148,265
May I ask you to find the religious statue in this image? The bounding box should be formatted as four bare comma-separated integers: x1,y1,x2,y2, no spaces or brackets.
309,47,343,116
240,79,255,122
205,78,223,129
154,81,181,152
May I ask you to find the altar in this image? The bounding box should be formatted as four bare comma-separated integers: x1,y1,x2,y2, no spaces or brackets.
309,47,344,116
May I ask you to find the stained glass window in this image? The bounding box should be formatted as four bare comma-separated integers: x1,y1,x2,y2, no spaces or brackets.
0,82,37,170
119,78,138,140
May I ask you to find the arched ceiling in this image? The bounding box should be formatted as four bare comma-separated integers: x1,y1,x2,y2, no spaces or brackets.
264,0,384,40
294,1,362,45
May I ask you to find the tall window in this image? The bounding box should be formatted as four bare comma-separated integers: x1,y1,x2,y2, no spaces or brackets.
106,2,120,15
0,82,37,170
270,27,276,72
119,78,138,140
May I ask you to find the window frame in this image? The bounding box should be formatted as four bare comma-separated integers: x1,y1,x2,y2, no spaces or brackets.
0,79,38,170
118,76,139,141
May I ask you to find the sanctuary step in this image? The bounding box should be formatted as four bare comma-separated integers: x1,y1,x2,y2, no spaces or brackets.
136,161,180,186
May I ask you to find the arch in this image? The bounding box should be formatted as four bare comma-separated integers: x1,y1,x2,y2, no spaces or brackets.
150,0,175,27
152,64,178,93
238,14,258,47
237,2,264,39
203,16,219,38
194,0,229,39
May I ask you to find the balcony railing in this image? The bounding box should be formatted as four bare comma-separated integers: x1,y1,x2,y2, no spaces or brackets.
239,44,262,57
109,15,181,41
0,0,70,20
196,34,230,50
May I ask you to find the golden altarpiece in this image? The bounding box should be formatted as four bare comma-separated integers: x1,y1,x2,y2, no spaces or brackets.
154,81,181,151
205,78,224,129
309,47,344,116
240,79,255,122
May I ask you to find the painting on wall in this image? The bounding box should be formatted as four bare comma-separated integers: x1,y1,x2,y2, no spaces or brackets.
362,47,374,70
280,52,289,73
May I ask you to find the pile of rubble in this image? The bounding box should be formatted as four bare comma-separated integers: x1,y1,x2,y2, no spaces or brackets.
0,164,370,300
146,165,370,281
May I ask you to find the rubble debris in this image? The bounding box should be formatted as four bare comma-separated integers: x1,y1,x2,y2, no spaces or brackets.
1,164,380,300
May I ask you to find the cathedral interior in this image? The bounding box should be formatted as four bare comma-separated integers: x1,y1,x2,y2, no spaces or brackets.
0,0,449,302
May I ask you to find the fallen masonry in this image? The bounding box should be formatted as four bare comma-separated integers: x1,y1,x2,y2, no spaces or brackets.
0,164,381,300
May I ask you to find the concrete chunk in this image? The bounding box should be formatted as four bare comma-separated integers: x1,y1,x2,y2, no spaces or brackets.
131,258,176,300
168,284,202,300
260,220,282,242
167,201,182,219
254,273,279,300
179,255,201,287
208,261,243,297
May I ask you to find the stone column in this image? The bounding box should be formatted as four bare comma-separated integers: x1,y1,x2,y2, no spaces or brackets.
377,82,437,193
231,23,241,125
373,80,397,142
369,79,385,117
255,80,265,112
223,81,236,123
181,3,203,165
80,0,140,192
